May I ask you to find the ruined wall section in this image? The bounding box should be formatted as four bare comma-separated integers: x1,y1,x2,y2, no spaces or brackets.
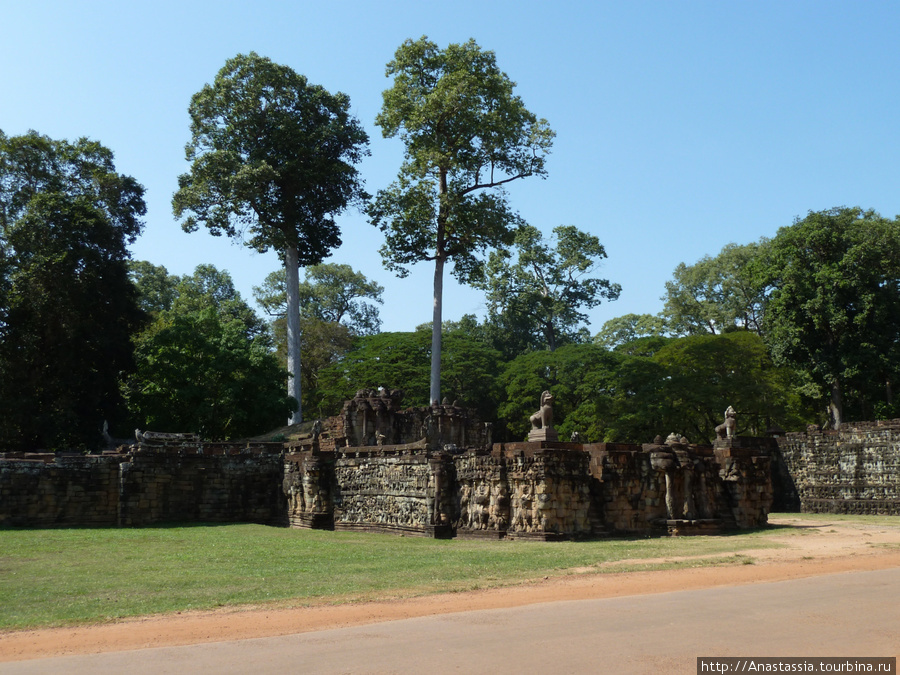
1,442,285,528
454,451,509,537
587,440,772,535
777,421,900,515
0,453,124,527
318,392,491,453
332,447,456,537
714,440,773,528
502,444,593,539
453,444,594,540
119,443,285,526
587,443,667,533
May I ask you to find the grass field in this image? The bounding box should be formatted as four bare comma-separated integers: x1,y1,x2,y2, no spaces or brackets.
0,519,796,631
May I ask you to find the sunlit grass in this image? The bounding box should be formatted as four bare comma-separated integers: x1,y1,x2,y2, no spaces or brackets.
0,518,812,631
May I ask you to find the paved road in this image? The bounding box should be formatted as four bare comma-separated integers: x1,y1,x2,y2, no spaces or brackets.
3,568,898,674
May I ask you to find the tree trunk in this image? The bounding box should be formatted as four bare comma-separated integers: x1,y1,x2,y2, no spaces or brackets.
285,245,302,425
430,255,444,405
828,378,842,430
430,170,448,406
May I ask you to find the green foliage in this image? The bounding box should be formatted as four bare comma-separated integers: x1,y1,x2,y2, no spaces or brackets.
253,263,384,335
662,241,767,336
0,131,146,450
594,313,668,351
370,36,554,401
0,129,145,241
370,36,554,278
498,333,801,444
758,207,900,427
476,224,620,354
124,265,294,439
499,343,624,441
172,52,369,261
128,260,179,315
649,331,802,441
317,329,503,421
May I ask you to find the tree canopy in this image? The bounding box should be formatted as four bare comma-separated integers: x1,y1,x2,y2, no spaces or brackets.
662,241,766,336
758,207,900,427
369,36,554,404
253,263,384,335
0,130,146,450
172,52,369,424
124,264,293,439
475,224,620,353
317,328,504,423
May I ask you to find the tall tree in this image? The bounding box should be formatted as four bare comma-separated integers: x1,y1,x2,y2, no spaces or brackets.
758,207,900,428
662,241,767,336
253,263,384,335
0,130,146,449
369,36,554,404
475,224,620,352
172,52,369,425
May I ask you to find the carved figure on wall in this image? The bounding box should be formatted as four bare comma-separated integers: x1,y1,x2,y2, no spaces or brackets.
311,419,322,440
715,405,737,439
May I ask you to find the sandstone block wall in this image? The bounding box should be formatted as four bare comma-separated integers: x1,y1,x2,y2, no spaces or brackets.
0,453,124,527
587,440,772,534
777,421,900,515
283,438,773,539
1,442,285,528
284,444,457,537
119,444,285,526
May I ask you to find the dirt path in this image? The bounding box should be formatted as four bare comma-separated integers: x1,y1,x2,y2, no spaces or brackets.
3,515,900,663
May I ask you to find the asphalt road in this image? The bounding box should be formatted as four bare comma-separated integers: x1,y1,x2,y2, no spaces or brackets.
2,568,897,674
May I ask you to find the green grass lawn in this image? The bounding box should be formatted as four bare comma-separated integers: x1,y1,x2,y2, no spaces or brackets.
0,520,788,631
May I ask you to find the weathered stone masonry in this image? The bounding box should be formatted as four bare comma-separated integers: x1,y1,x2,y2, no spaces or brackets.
279,393,773,539
1,442,285,528
1,393,776,536
776,420,900,515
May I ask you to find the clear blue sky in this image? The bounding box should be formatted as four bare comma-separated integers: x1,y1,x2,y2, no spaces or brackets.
2,1,898,333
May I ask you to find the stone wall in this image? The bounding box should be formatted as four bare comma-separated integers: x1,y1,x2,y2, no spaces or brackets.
776,420,900,515
0,441,285,528
1,400,777,537
586,439,772,535
119,444,286,526
0,453,124,527
283,433,774,539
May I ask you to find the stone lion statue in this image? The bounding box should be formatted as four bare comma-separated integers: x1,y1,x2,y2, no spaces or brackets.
715,405,737,439
530,390,554,430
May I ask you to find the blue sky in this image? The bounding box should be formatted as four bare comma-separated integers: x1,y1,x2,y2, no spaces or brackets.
2,1,898,333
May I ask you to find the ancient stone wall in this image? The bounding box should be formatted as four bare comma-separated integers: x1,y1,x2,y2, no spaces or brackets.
285,444,457,537
1,400,777,537
0,453,124,527
776,421,900,515
454,444,596,540
0,441,285,528
586,439,772,535
119,444,285,526
319,391,491,453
